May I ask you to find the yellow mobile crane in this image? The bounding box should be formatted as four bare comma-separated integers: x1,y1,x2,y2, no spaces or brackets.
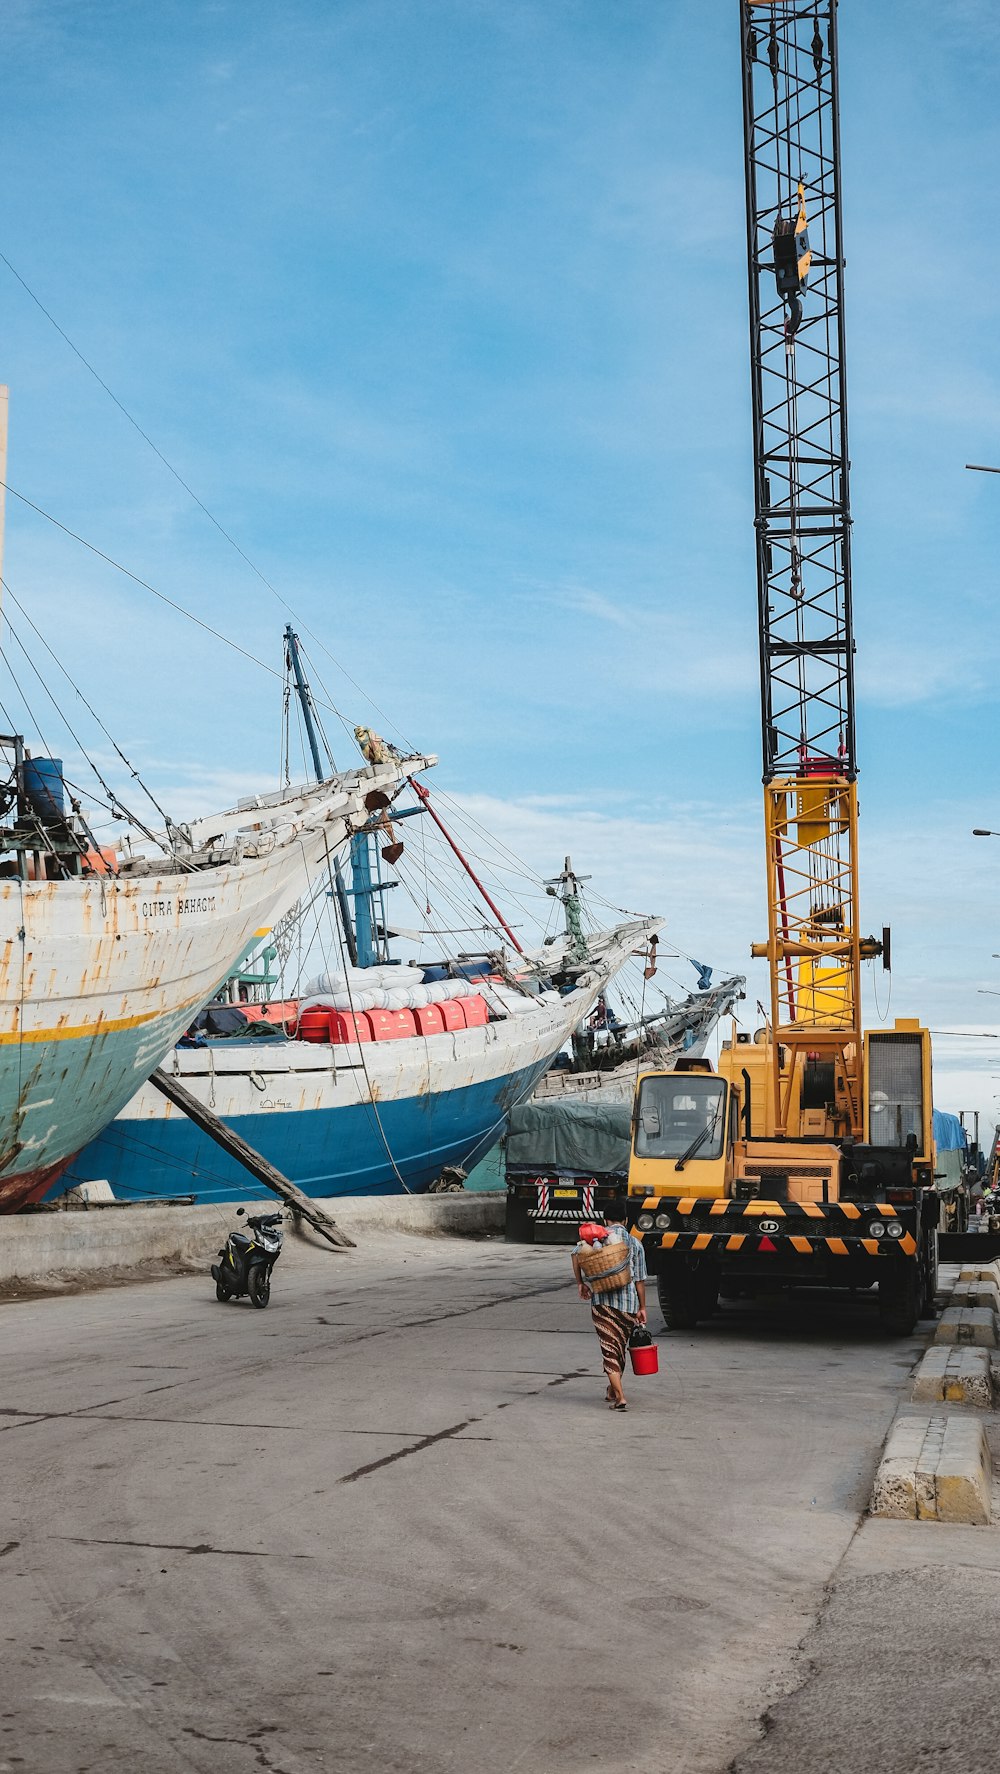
626,0,938,1336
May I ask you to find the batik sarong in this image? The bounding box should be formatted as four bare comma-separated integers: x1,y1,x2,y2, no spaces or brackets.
592,1299,638,1377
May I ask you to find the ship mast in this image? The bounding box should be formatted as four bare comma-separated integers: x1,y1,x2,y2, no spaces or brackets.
545,856,591,963
283,623,361,968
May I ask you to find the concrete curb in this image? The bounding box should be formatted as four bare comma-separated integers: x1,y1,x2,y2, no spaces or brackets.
960,1261,1000,1289
870,1412,993,1524
0,1193,506,1286
911,1347,993,1407
951,1278,1000,1314
934,1306,999,1349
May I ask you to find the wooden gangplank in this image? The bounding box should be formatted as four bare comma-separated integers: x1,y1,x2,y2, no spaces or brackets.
149,1067,355,1251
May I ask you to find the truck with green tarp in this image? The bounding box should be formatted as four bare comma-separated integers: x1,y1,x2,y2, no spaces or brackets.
504,1099,632,1242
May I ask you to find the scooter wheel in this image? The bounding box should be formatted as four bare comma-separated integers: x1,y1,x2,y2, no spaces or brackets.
215,1281,232,1302
247,1267,270,1309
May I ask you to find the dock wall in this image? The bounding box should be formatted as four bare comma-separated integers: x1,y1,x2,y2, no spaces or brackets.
0,1192,506,1288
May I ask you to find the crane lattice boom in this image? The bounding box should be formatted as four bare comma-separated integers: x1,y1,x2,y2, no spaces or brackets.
741,0,879,1136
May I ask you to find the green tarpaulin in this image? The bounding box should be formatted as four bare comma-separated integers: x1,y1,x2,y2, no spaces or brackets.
506,1100,632,1175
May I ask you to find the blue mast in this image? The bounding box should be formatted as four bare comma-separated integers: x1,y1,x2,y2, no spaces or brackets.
283,624,362,969
350,834,379,969
284,623,328,785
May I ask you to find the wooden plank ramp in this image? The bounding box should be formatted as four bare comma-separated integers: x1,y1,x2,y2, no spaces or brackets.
149,1067,355,1250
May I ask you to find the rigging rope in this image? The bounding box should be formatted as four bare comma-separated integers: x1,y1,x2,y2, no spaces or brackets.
0,249,420,754
0,479,288,688
0,598,186,857
2,577,176,831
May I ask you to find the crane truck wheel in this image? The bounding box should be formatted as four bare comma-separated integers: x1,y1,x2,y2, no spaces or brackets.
656,1266,703,1331
695,1263,720,1319
877,1260,921,1337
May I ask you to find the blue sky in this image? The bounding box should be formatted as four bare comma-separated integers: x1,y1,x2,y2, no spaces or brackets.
3,0,1000,1123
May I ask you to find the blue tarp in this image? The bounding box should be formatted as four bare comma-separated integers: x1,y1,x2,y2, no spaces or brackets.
933,1110,967,1153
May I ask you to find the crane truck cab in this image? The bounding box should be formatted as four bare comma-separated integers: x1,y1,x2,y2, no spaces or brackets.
626,1022,939,1337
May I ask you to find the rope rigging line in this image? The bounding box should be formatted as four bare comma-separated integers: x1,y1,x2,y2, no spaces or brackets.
291,639,358,761
393,854,504,960
0,274,730,1011
0,248,717,988
1,576,176,830
0,599,187,859
0,249,298,609
0,249,422,755
411,817,535,948
326,861,416,1196
0,636,56,772
0,478,293,686
0,476,401,801
403,783,729,983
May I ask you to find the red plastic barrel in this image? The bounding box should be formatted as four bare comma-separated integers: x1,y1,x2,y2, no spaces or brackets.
367,1009,417,1040
629,1343,659,1377
329,1011,373,1044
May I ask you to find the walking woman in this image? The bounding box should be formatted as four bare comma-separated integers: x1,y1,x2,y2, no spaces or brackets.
572,1220,647,1410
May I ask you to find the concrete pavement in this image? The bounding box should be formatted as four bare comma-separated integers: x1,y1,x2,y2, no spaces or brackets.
732,1519,1000,1774
0,1232,942,1772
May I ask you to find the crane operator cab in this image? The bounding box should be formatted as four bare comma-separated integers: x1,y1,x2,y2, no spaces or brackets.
629,1057,737,1202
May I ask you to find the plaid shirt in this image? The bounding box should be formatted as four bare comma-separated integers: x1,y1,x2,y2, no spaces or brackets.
577,1226,647,1316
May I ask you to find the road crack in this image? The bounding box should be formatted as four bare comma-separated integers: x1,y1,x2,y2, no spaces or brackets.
339,1418,479,1484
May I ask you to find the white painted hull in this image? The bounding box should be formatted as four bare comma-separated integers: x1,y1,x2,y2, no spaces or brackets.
0,758,423,1208
69,922,659,1201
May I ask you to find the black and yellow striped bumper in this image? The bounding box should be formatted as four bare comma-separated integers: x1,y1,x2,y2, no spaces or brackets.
632,1197,918,1260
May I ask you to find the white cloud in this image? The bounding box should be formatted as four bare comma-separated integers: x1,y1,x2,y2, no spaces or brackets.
432,783,1000,1132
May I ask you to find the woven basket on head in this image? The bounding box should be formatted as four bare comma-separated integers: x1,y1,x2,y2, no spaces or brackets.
577,1238,631,1294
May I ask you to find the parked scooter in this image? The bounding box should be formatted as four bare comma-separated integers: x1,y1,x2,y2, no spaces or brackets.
211,1207,285,1308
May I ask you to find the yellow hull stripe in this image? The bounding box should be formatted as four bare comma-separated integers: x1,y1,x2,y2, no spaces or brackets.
839,1202,861,1219
790,1235,812,1254
743,1201,786,1216
861,1238,882,1255
661,1232,679,1248
725,1234,746,1252
875,1203,897,1217
900,1233,917,1255
0,991,206,1047
692,1233,713,1251
801,1202,824,1216
709,1200,730,1215
677,1198,696,1215
825,1237,849,1256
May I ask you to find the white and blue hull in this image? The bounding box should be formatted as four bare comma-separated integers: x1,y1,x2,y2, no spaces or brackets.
70,1053,553,1201
63,921,656,1204
0,756,428,1212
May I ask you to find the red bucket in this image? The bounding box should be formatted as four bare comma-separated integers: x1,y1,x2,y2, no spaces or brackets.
629,1342,659,1377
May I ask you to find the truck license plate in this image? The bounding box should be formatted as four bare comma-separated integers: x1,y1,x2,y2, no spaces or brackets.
552,1189,579,1198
